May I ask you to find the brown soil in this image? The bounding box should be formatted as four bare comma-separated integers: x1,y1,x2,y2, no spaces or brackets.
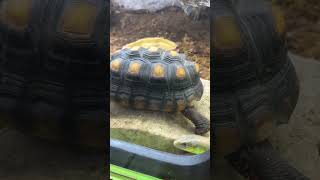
277,0,320,60
110,7,210,80
110,2,320,79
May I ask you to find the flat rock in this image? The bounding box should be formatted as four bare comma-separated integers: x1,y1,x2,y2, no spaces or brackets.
110,79,210,154
270,53,320,180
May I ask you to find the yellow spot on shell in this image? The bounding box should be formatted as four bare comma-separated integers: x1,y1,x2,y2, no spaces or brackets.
170,51,178,57
110,59,122,72
194,63,200,73
152,64,165,78
128,62,141,75
272,5,285,35
61,1,96,35
148,46,159,52
131,46,140,51
213,17,242,49
1,0,32,30
176,67,186,79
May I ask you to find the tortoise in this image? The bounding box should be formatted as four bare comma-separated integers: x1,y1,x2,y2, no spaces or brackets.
0,0,108,148
110,41,210,135
211,0,309,179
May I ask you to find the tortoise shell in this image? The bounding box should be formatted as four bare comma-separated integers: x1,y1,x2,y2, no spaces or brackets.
110,46,203,112
0,0,108,148
212,0,299,155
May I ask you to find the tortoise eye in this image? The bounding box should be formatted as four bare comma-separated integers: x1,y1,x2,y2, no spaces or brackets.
181,142,188,148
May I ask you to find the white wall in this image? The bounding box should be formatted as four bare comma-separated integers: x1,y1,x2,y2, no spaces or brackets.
111,0,181,12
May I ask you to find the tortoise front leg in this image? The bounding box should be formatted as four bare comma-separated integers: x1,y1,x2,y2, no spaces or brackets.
225,140,310,180
181,107,210,135
247,140,309,180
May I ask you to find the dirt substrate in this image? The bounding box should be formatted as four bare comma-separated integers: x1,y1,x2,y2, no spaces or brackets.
277,0,320,60
110,2,320,78
110,7,210,80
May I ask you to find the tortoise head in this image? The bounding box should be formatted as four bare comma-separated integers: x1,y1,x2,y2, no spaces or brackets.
173,134,209,154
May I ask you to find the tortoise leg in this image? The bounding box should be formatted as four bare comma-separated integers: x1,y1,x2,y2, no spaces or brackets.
226,140,310,180
247,140,309,180
181,107,210,135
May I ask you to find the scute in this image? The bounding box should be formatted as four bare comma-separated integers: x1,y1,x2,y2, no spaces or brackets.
128,61,141,75
130,46,140,51
0,0,109,149
195,63,200,73
151,63,166,78
110,58,122,72
170,50,179,57
213,16,243,50
176,66,186,80
0,0,32,31
148,46,159,52
110,47,203,112
271,4,286,36
61,1,97,35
